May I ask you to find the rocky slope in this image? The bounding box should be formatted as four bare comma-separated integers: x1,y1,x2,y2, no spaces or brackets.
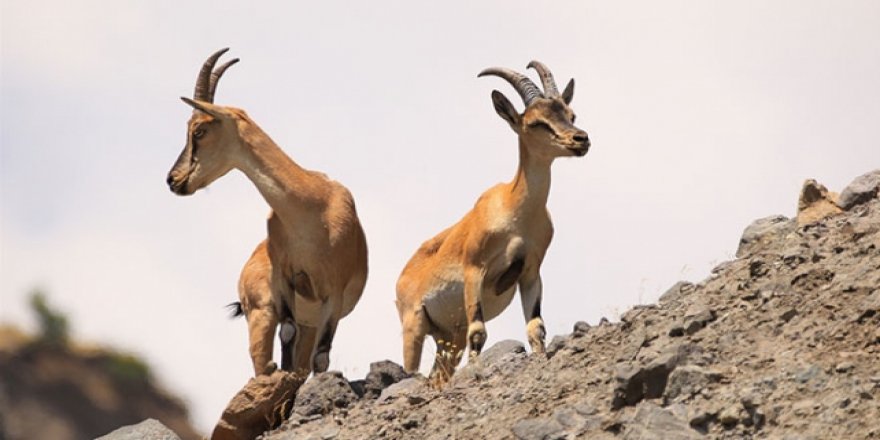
111,170,880,440
0,326,201,440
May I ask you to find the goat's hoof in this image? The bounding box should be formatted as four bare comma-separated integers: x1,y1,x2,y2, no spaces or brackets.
313,352,330,373
264,361,278,374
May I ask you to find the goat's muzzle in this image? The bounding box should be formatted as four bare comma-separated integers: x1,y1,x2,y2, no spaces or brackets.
567,131,590,157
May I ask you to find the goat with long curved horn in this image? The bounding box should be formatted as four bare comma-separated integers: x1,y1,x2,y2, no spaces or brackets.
397,61,591,385
477,67,543,106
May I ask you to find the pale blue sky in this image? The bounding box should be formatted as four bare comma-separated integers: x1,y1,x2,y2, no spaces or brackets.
2,0,879,433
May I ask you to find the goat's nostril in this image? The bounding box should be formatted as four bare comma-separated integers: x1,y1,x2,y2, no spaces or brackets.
166,174,175,187
573,133,589,144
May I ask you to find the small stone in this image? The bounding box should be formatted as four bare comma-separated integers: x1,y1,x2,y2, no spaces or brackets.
378,378,423,404
573,321,591,335
779,308,798,322
96,419,181,440
512,417,564,440
835,362,855,373
659,281,694,304
718,405,741,426
668,322,685,337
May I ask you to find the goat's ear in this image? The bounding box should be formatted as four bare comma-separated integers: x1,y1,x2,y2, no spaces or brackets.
180,97,228,119
491,90,520,128
561,79,575,105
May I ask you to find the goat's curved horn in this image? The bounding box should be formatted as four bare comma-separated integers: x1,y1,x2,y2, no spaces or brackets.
478,67,543,106
208,58,239,103
526,61,559,98
194,48,229,102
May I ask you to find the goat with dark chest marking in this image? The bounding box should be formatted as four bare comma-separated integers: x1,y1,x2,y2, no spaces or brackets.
395,61,590,383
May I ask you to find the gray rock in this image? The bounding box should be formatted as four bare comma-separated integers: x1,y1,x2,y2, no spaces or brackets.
683,304,715,335
573,321,591,336
512,417,565,440
659,281,695,304
737,215,795,258
477,339,527,370
377,377,423,404
838,170,880,210
362,360,410,399
623,403,702,440
546,335,568,356
664,365,722,400
859,291,880,321
612,343,698,408
96,419,181,440
293,371,357,417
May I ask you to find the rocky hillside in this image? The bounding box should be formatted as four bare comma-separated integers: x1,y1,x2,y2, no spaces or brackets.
109,170,880,440
0,325,201,440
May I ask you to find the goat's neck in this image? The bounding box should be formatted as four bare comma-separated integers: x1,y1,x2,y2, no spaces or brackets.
234,120,323,222
508,139,553,214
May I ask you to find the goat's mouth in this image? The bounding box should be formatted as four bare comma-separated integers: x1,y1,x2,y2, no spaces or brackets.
567,145,589,157
166,171,193,195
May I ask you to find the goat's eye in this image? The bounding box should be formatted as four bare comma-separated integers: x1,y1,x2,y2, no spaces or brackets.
571,114,577,123
528,121,552,131
193,128,205,139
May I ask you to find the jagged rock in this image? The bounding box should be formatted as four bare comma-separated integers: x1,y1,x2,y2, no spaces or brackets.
838,170,880,210
481,339,527,366
377,377,424,404
362,360,410,399
512,417,565,440
96,419,181,440
664,365,722,401
682,304,715,335
212,370,304,440
612,343,699,409
797,179,842,226
573,321,591,336
293,372,357,417
257,171,880,440
737,215,795,258
659,281,695,304
622,403,702,440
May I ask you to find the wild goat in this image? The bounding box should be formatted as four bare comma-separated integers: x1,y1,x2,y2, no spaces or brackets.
167,49,368,376
395,61,590,381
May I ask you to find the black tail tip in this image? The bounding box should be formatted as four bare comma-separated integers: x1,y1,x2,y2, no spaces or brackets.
226,302,244,318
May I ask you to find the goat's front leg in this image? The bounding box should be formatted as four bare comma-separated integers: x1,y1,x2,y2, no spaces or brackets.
463,265,487,362
519,274,546,354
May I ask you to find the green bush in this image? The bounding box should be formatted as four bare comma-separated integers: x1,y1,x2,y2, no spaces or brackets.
29,289,69,347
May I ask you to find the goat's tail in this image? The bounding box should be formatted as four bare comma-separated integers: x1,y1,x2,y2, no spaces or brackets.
226,302,245,318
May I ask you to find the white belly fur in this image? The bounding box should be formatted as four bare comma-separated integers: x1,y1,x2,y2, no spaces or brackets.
423,281,517,332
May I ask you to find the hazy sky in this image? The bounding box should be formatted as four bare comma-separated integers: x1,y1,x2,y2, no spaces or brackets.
2,0,879,433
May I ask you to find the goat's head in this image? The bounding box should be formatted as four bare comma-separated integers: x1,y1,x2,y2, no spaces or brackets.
167,48,243,196
479,61,590,160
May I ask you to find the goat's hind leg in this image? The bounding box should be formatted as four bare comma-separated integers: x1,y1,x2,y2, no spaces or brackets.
247,305,279,376
428,329,465,385
401,306,429,374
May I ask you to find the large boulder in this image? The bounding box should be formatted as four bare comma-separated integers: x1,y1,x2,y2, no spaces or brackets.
292,371,358,417
736,215,795,258
796,179,842,226
838,169,880,210
96,419,181,440
362,360,410,399
211,370,304,440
